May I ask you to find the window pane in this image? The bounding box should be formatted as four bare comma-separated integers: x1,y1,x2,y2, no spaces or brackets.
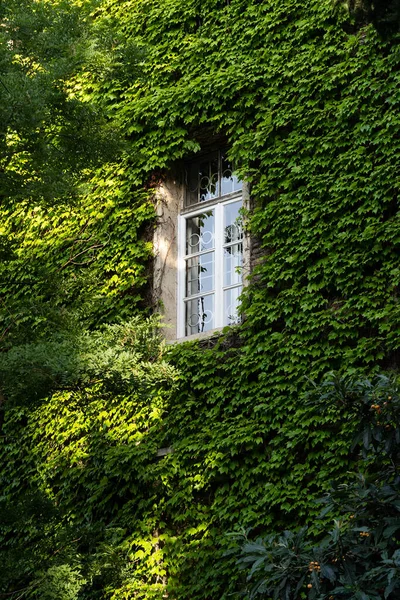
186,162,200,206
224,243,243,287
186,252,214,296
224,286,242,326
185,295,215,335
224,201,243,244
186,211,215,255
199,156,219,202
221,154,242,196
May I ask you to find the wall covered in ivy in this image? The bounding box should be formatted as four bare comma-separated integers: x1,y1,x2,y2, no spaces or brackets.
0,0,399,598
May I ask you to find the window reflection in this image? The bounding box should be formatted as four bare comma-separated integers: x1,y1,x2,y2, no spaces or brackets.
223,200,243,326
185,151,242,207
224,200,243,244
224,243,242,287
221,154,242,196
224,286,242,326
199,156,219,201
185,295,215,335
186,252,214,296
186,211,215,255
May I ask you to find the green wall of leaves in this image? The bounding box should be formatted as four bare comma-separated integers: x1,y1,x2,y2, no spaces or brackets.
1,0,400,598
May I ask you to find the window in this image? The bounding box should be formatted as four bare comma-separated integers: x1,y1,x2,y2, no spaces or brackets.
178,151,243,338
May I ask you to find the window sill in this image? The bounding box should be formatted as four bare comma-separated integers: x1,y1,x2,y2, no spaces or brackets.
168,327,224,345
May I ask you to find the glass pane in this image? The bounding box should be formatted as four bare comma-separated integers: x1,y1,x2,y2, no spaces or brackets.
199,156,219,202
186,162,200,206
186,252,214,296
221,154,242,196
224,200,243,244
185,295,215,335
224,243,243,287
186,211,215,255
224,286,242,326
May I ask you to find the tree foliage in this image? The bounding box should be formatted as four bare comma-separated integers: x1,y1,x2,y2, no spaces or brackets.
0,0,125,203
0,317,179,599
0,0,153,345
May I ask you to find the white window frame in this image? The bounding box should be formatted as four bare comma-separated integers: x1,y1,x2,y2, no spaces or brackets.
177,192,243,339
